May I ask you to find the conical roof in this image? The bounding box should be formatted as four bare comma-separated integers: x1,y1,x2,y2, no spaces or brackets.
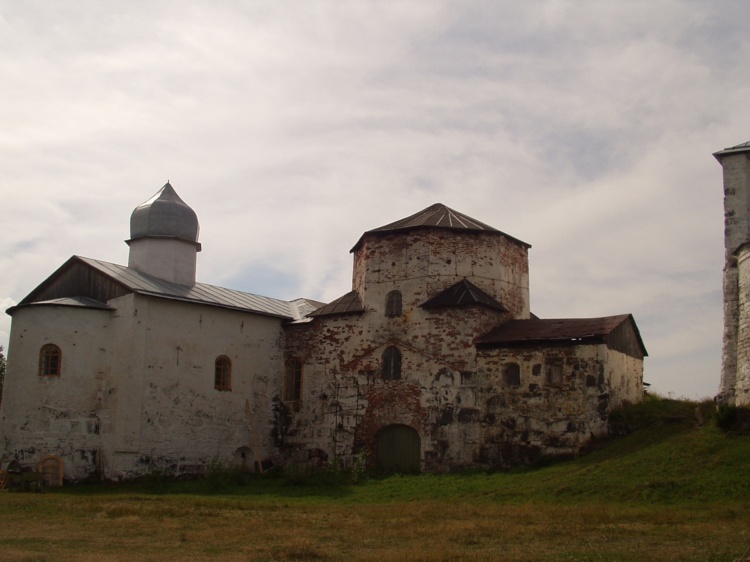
129,182,200,243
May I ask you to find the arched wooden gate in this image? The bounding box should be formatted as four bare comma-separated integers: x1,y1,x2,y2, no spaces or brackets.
376,424,421,473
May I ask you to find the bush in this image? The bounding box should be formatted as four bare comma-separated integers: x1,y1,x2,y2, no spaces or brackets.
204,456,246,492
281,451,368,487
715,404,750,434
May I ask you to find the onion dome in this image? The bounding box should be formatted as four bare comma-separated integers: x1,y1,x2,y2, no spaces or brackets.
129,182,199,243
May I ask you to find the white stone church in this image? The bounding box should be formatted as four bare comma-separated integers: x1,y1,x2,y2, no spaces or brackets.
0,183,646,481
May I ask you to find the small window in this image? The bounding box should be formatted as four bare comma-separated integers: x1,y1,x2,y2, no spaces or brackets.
285,358,303,401
547,361,563,387
39,344,61,376
503,363,521,387
382,346,401,380
214,356,232,391
385,290,402,317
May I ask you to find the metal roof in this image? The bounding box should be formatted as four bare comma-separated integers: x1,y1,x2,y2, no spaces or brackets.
129,182,200,244
288,298,327,322
421,279,508,312
351,203,530,252
307,290,365,317
17,296,114,311
713,141,750,162
77,257,296,319
476,314,645,350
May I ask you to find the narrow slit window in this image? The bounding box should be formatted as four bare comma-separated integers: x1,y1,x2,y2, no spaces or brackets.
39,344,61,376
285,358,303,401
385,290,402,317
214,355,232,391
382,346,402,380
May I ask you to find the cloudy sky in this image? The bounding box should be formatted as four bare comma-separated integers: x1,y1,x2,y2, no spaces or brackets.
2,1,748,399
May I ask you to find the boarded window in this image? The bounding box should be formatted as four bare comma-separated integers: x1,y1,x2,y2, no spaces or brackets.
503,363,521,387
285,358,303,401
546,361,563,387
214,356,232,391
385,290,402,317
382,346,401,380
39,344,61,376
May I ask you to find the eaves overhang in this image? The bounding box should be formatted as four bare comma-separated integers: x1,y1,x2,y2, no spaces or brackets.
713,141,750,162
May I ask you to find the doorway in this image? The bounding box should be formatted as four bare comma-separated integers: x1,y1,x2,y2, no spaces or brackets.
376,425,421,473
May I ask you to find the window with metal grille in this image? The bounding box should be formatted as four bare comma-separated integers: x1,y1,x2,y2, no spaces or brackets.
285,358,303,401
503,363,521,387
214,355,232,391
382,346,401,380
385,290,402,317
39,344,61,376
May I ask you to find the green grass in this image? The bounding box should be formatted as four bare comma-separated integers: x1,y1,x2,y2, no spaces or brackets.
1,396,749,561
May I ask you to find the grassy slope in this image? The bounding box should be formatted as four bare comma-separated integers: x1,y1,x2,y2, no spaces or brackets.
341,396,750,506
1,396,750,561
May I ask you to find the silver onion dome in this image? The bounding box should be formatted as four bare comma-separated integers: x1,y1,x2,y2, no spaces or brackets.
129,182,199,243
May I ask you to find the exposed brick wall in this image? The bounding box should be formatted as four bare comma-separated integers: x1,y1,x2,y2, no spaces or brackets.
280,226,640,471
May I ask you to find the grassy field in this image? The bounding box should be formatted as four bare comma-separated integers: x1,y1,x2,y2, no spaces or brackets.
1,396,749,561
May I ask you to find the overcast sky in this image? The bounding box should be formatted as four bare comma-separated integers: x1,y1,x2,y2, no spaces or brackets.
2,1,748,399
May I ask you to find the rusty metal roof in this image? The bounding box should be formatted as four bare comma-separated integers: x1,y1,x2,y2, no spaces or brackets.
476,314,647,356
307,290,365,317
713,141,750,161
351,203,530,252
421,279,507,312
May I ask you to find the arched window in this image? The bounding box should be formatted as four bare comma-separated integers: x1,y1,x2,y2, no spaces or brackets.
503,363,521,387
214,356,232,391
285,358,303,401
39,344,61,376
382,346,401,380
385,290,402,317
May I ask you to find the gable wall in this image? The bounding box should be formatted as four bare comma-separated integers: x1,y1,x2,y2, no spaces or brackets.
22,260,130,305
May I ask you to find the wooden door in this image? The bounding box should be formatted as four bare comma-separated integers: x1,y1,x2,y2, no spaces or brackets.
376,425,421,473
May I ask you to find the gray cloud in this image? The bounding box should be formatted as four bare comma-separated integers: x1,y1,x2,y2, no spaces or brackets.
2,0,748,398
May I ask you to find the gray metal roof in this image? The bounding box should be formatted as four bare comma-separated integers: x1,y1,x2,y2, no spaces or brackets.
351,203,530,252
20,296,115,311
78,257,297,319
713,141,750,161
129,182,200,244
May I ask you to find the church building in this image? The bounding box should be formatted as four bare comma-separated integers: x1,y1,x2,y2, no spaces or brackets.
0,183,646,481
